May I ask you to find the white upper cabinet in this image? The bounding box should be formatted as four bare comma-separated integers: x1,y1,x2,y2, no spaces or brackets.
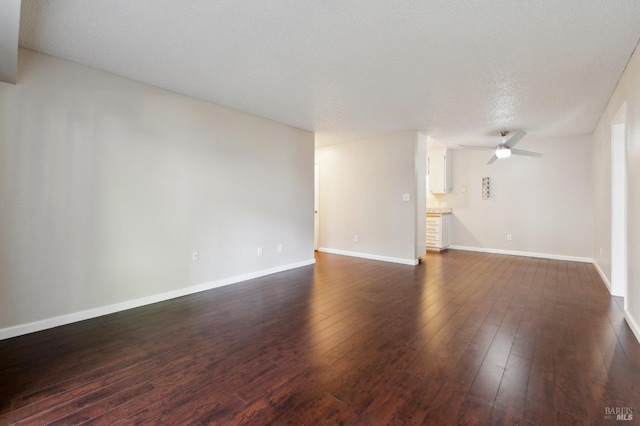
428,148,450,194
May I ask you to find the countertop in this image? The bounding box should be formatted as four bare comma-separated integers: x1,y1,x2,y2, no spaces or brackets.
426,208,452,215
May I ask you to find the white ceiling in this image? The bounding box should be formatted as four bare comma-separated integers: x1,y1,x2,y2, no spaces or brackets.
18,0,640,147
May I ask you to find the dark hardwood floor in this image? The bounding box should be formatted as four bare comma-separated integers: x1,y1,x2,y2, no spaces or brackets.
1,251,639,425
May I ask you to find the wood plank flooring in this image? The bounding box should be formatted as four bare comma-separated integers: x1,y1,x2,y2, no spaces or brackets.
1,250,639,425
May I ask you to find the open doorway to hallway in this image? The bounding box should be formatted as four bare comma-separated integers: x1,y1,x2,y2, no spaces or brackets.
611,103,627,304
314,162,319,251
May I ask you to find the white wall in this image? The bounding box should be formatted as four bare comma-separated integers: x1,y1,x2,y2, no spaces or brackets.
592,42,640,338
0,49,315,338
432,135,593,260
0,0,20,84
316,131,425,265
415,132,427,257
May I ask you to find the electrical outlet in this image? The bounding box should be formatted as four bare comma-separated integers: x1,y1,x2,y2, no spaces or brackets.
461,186,466,193
507,234,512,241
354,235,359,242
257,247,263,256
277,243,283,253
192,250,199,261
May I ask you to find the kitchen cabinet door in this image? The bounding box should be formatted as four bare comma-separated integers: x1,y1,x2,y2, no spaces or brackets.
428,148,450,194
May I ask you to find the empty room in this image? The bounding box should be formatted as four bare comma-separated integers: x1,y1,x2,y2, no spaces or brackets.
1,1,640,424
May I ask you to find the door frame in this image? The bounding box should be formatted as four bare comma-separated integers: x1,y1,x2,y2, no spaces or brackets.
314,162,320,251
611,102,627,302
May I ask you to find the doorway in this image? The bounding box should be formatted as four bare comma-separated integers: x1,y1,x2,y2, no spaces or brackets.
314,162,320,251
611,103,627,302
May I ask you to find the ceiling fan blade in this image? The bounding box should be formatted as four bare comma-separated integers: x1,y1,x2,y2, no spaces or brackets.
487,154,498,164
510,148,543,158
504,130,527,148
459,144,495,150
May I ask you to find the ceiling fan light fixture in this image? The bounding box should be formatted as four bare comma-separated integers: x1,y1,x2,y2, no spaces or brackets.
495,146,511,158
459,130,540,164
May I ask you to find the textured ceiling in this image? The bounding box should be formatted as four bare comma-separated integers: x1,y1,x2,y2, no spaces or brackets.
18,0,640,147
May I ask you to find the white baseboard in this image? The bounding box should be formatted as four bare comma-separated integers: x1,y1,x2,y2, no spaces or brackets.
624,309,640,344
0,259,316,341
592,260,612,291
591,266,639,344
448,245,592,263
318,247,419,266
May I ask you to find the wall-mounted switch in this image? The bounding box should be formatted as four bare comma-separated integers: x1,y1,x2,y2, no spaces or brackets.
353,235,359,242
277,243,283,253
402,193,411,202
192,251,199,261
507,234,512,241
257,247,263,256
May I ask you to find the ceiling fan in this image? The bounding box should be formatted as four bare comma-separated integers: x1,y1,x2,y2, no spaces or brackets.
459,131,543,164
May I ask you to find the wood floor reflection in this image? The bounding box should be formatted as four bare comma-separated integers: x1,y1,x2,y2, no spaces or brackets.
1,251,639,424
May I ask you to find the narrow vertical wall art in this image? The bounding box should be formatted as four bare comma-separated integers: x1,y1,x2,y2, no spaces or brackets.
482,177,490,199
